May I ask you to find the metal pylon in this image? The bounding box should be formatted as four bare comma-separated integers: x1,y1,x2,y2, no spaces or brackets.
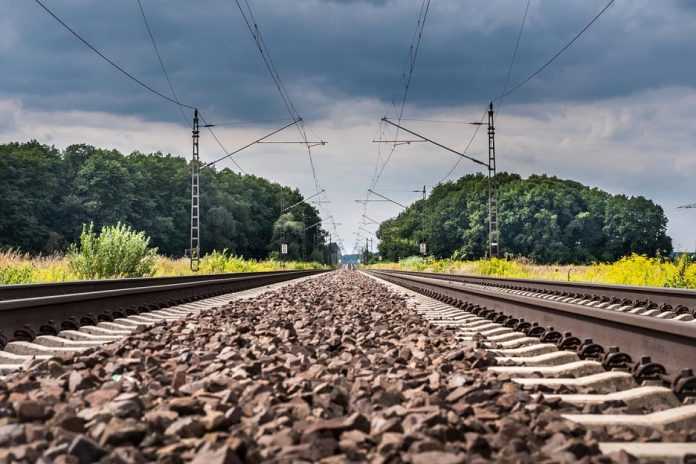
487,102,499,258
190,109,201,271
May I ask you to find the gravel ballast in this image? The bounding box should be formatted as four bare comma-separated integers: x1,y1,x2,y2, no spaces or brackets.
0,271,677,463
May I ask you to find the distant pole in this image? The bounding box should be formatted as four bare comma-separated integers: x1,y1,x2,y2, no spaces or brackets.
487,102,499,258
190,109,201,271
422,185,426,201
302,210,306,261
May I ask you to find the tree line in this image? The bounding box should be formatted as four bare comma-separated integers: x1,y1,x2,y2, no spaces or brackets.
377,173,672,264
0,141,331,261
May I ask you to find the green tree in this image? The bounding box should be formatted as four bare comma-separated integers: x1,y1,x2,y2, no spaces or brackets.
0,141,329,260
377,173,672,264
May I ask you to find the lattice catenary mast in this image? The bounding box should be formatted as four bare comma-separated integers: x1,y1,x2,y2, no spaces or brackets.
487,102,499,258
190,109,201,271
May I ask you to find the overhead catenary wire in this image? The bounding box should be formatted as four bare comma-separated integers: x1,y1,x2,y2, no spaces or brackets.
233,0,340,248
371,0,432,189
359,0,433,246
439,0,613,184
202,120,300,169
495,0,616,102
437,0,529,184
37,0,250,174
498,0,532,107
135,0,247,174
135,0,188,125
34,0,194,111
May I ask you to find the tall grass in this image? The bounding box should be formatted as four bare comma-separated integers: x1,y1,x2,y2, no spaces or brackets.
1,237,326,286
369,254,696,289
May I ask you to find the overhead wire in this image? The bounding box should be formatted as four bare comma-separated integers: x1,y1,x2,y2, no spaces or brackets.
135,0,247,174
37,0,249,174
135,0,188,125
436,0,530,184
359,0,433,244
371,0,432,189
233,0,339,248
498,0,532,107
34,0,194,111
495,0,616,102
439,0,614,183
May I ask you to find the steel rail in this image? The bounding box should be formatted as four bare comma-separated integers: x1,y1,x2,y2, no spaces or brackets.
369,270,696,375
379,270,696,312
0,269,328,348
0,271,296,301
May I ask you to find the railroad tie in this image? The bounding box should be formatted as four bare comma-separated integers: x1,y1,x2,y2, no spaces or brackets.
364,270,696,463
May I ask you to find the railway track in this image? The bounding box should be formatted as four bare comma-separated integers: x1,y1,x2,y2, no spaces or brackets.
3,269,696,461
368,269,696,462
0,269,326,375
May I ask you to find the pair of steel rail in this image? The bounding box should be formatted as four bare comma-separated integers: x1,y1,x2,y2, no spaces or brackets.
369,270,696,394
0,269,328,348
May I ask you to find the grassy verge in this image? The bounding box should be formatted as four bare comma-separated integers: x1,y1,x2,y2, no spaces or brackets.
367,254,696,289
0,250,325,285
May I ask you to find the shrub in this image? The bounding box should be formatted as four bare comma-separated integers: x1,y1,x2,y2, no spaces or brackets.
0,264,33,284
68,223,157,279
200,249,229,274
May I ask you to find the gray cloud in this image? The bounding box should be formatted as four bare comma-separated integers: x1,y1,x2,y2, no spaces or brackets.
3,0,696,125
3,0,696,252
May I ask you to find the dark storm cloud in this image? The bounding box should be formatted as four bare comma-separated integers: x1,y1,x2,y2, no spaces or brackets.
3,0,696,124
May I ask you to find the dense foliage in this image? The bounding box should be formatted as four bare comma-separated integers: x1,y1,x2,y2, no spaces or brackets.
377,173,672,264
0,141,329,259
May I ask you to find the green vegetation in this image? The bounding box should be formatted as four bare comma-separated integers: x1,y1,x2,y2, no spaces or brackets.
67,223,158,279
369,255,696,289
0,141,330,260
377,173,672,264
0,248,324,285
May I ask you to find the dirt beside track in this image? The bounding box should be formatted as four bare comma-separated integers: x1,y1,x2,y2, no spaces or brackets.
0,270,665,463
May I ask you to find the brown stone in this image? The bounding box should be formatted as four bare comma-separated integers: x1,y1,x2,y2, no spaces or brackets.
377,433,403,456
168,397,204,415
411,451,466,464
99,418,147,447
303,412,370,438
191,444,242,464
85,388,120,407
165,417,205,438
15,400,50,422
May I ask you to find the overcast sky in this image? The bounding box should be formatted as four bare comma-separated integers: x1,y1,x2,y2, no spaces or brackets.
2,0,695,254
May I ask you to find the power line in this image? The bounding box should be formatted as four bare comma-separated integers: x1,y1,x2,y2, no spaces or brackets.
400,118,476,124
37,0,248,175
233,0,326,194
499,0,531,106
233,0,302,131
360,0,433,240
202,120,300,169
436,109,487,184
233,0,337,247
372,0,432,188
496,0,616,101
34,0,194,111
135,0,246,174
443,0,615,182
198,116,248,174
135,0,188,124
